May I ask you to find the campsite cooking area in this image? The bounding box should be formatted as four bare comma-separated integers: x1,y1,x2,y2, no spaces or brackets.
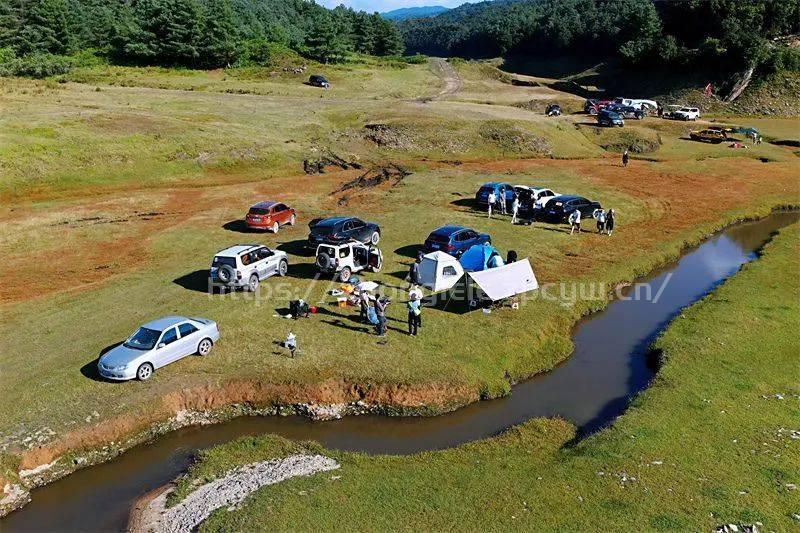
1,59,799,519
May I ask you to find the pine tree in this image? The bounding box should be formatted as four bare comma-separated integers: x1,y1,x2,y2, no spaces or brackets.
304,12,348,64
199,0,239,67
352,12,377,55
0,0,24,50
125,0,202,65
16,0,71,54
375,17,404,56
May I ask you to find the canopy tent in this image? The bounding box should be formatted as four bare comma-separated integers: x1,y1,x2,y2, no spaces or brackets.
458,243,502,272
418,251,464,293
730,126,759,136
466,258,539,302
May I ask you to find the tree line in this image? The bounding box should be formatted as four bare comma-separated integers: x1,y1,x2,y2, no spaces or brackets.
0,0,405,75
400,0,800,75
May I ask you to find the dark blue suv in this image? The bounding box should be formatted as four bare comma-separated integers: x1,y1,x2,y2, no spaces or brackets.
475,182,514,208
423,225,491,257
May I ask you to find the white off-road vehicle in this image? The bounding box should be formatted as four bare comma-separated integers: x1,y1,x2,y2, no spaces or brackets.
210,245,288,291
315,241,383,282
672,106,700,121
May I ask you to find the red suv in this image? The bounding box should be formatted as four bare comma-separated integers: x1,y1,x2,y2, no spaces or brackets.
245,201,296,233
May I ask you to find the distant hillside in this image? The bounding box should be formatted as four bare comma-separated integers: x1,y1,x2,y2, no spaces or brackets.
382,6,449,21
399,0,800,91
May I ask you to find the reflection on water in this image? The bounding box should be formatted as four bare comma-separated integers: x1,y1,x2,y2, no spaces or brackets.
4,212,798,532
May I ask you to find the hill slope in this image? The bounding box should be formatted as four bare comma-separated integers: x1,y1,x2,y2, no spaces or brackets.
382,5,449,21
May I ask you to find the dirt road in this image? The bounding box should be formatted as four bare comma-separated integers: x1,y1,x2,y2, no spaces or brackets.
429,58,462,99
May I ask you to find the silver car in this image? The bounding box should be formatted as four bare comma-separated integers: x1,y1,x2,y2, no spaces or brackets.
98,316,220,381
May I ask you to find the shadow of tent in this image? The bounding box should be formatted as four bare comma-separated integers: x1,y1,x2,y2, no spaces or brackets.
394,244,421,259
423,276,483,315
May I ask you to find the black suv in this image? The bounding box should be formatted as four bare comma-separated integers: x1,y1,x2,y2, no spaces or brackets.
541,195,601,223
309,75,329,88
308,217,381,247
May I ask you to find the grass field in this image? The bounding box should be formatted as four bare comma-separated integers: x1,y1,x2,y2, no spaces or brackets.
1,58,798,497
169,222,800,531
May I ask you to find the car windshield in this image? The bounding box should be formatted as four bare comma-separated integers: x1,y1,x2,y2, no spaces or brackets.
318,245,336,256
124,327,161,350
249,208,270,215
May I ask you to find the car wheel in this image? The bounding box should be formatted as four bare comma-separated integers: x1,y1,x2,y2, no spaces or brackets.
339,267,352,282
247,274,259,292
589,108,597,115
197,338,213,356
289,214,296,226
278,259,288,276
371,256,383,272
271,222,279,233
218,265,235,284
136,363,153,381
370,231,380,245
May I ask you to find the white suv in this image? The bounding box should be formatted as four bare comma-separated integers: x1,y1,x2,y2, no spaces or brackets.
315,241,383,282
210,245,288,291
673,106,700,121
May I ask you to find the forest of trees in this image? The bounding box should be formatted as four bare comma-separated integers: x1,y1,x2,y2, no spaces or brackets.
400,0,800,75
0,0,405,76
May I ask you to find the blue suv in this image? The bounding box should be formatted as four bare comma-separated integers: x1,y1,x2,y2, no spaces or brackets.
475,182,514,208
423,225,491,257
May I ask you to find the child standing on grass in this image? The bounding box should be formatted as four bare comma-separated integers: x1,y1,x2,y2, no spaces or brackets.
622,149,629,167
285,332,297,358
487,190,496,218
606,209,616,236
569,209,582,235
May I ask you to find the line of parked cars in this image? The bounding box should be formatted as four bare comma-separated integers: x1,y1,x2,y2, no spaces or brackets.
474,181,601,224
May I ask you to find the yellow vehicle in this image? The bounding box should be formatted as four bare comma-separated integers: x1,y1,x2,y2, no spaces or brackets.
689,128,728,143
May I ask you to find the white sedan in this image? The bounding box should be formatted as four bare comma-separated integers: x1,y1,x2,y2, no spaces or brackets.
98,316,220,381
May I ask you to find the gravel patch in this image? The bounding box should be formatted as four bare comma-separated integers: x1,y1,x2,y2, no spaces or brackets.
134,454,339,532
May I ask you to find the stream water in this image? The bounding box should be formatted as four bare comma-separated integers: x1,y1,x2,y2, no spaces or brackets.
4,212,797,532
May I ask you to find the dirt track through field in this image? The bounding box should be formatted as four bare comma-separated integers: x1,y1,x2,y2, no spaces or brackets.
429,58,462,99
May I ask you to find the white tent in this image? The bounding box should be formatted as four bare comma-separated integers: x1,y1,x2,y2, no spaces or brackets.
419,251,464,293
466,258,539,301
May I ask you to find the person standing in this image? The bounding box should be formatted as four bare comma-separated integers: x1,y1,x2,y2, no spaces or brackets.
569,209,581,235
374,294,388,337
407,294,421,336
487,190,496,218
285,331,297,358
511,193,520,224
409,285,423,327
499,188,507,215
622,149,629,167
594,208,606,233
605,209,616,236
358,290,372,323
407,257,420,289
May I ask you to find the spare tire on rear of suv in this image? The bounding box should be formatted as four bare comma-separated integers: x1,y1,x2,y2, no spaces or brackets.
217,264,236,284
316,253,333,271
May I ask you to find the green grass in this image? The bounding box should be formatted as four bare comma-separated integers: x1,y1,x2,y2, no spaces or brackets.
0,62,798,478
180,222,800,531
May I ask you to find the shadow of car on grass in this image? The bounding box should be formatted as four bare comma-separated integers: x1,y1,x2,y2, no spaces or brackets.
80,342,123,382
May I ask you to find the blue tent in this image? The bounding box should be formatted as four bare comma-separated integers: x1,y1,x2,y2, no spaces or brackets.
459,243,501,272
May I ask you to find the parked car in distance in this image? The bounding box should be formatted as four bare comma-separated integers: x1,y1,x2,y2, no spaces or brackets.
608,104,644,120
514,186,558,218
541,195,602,223
209,245,288,292
98,316,219,381
423,225,491,257
309,75,329,88
245,201,296,233
315,242,382,282
545,103,562,116
614,97,657,111
308,216,381,247
597,109,624,127
475,182,514,208
689,128,728,143
672,106,700,121
584,98,614,115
